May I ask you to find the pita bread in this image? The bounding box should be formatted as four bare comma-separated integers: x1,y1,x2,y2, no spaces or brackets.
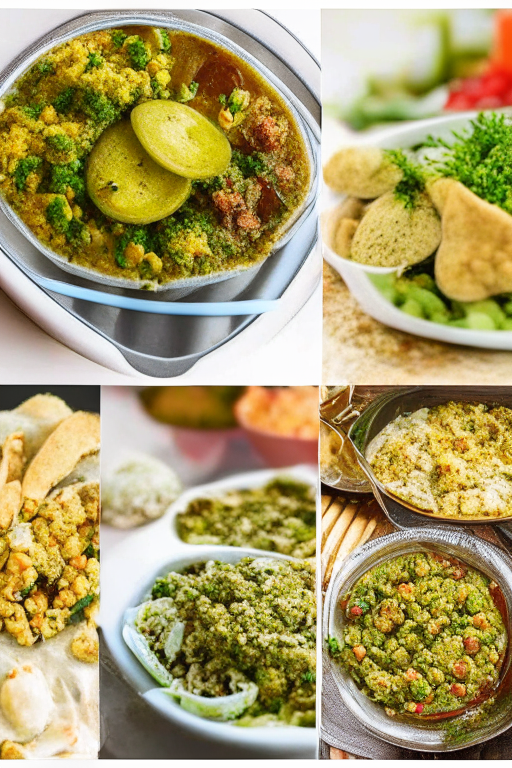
22,412,100,502
324,147,402,199
0,481,21,529
0,433,24,491
15,394,72,422
431,179,512,301
350,191,441,267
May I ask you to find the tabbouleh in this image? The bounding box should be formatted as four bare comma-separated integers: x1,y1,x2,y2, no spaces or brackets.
136,557,316,726
336,551,507,717
176,478,316,558
367,401,512,518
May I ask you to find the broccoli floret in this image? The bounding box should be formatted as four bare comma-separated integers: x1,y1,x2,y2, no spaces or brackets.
46,133,75,154
114,226,155,268
49,160,86,205
85,51,103,72
151,578,172,599
81,88,119,125
219,94,227,107
54,87,75,114
176,81,198,103
21,104,44,121
410,678,432,702
158,29,171,52
232,149,266,178
150,78,167,99
127,36,150,70
326,636,342,657
13,156,42,191
111,29,127,48
46,196,89,244
66,218,90,245
46,196,70,234
192,176,223,194
35,59,54,77
227,88,250,115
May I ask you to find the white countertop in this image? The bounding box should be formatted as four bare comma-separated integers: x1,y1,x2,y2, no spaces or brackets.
0,9,321,384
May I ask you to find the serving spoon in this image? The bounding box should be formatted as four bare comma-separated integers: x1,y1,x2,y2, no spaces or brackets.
320,386,372,493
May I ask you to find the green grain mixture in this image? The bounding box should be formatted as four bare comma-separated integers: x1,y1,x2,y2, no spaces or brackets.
337,551,507,717
137,557,316,726
367,401,512,519
176,478,316,558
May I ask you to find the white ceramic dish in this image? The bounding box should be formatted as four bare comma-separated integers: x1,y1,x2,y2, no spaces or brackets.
101,465,317,758
322,110,512,350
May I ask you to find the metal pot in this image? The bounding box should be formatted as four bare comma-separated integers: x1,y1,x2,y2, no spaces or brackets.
348,387,512,539
0,10,318,294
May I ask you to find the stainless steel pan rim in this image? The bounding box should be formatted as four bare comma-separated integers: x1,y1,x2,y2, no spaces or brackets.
324,527,512,752
348,386,512,527
0,10,319,293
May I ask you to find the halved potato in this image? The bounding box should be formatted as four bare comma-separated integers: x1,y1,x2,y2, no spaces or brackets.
131,100,232,179
86,121,191,224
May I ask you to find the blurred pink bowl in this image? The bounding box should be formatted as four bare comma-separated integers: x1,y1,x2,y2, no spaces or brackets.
235,413,318,468
171,426,243,463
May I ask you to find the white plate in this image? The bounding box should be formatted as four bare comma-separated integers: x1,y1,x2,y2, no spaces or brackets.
322,110,512,350
101,465,318,757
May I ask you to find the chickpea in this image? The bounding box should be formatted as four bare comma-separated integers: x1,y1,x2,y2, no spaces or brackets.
463,636,480,655
352,645,366,662
452,660,468,680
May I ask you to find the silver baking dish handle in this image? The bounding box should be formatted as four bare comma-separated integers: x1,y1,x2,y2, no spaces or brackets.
38,276,280,316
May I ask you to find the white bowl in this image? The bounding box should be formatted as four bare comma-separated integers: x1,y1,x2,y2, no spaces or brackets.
322,110,512,350
101,465,318,758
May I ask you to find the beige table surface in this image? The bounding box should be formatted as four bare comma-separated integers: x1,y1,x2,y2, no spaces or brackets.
323,263,512,385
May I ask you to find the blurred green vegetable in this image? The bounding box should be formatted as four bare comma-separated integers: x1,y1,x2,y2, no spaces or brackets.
370,272,512,330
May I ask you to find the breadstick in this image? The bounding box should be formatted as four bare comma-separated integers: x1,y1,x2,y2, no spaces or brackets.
321,494,333,516
321,502,357,580
322,498,346,547
329,512,371,579
358,516,378,549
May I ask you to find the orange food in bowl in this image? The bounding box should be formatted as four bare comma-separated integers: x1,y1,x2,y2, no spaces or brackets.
235,386,319,439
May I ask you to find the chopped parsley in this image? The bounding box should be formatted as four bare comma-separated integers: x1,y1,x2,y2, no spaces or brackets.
386,149,426,210
326,636,342,657
232,149,266,178
425,112,512,215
